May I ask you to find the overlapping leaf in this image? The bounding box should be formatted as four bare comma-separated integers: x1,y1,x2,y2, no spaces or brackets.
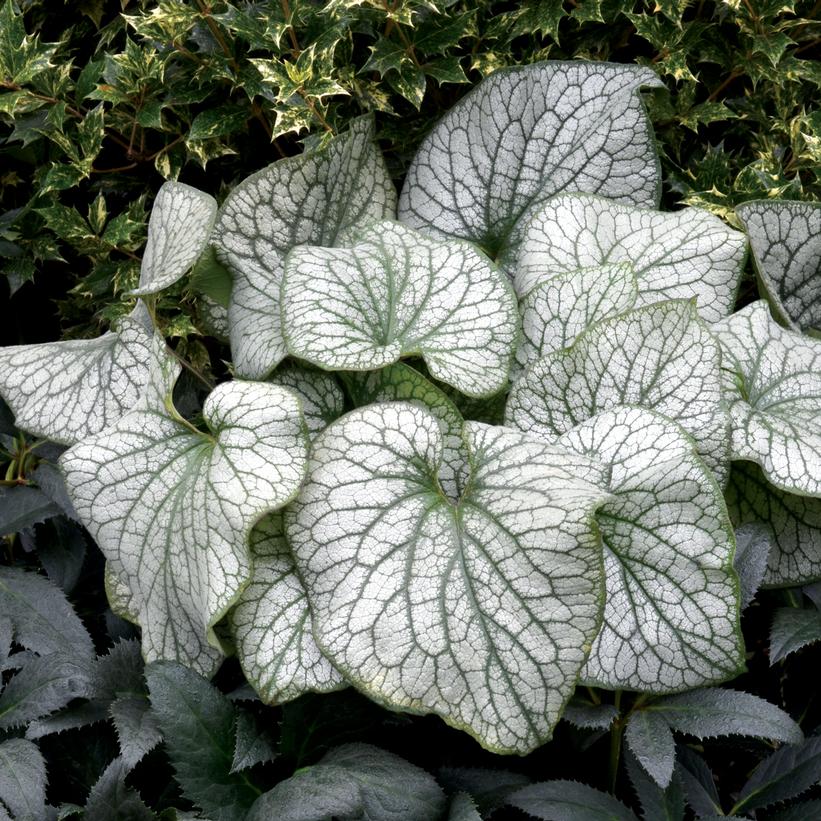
287,402,611,754
230,513,344,704
270,362,345,437
736,200,821,332
726,462,821,586
506,300,730,480
214,117,397,379
515,262,637,375
61,380,308,675
0,303,178,446
713,300,821,496
282,220,518,397
505,193,746,323
130,181,218,297
399,60,663,255
557,407,743,692
341,363,468,500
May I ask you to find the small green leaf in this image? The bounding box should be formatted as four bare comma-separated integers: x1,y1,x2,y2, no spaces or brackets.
190,246,232,309
231,707,276,773
282,220,518,397
110,696,162,770
448,793,483,821
84,758,156,821
130,182,218,297
769,607,821,664
147,662,259,821
247,743,445,821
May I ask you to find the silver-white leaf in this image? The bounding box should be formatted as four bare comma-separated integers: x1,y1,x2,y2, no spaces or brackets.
131,181,218,297
61,381,309,675
506,193,747,323
713,300,821,497
558,407,743,692
0,303,178,446
282,220,518,398
736,199,821,333
516,262,637,376
506,300,730,481
270,362,345,438
286,402,611,754
230,512,344,704
214,117,397,379
399,60,663,255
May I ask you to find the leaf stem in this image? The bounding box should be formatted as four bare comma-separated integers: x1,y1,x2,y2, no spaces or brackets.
608,690,623,793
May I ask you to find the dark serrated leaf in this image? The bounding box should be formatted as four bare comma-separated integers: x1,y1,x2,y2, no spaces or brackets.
110,696,162,771
25,700,109,740
30,463,79,521
0,738,47,821
84,758,156,821
505,780,639,820
675,744,725,818
625,710,676,789
625,749,686,821
770,608,821,664
0,486,61,535
146,662,258,821
231,708,275,773
0,652,94,730
92,639,145,701
733,736,821,814
0,567,93,659
36,518,87,594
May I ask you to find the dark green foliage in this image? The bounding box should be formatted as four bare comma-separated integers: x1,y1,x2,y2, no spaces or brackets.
1,0,818,357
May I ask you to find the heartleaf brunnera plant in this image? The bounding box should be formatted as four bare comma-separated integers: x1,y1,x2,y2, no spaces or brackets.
2,58,820,793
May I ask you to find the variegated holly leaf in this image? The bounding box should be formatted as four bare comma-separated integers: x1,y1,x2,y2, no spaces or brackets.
505,194,747,323
726,462,821,587
736,200,821,333
399,61,663,256
713,300,821,497
214,117,397,379
270,362,345,438
506,300,730,481
229,513,344,704
556,407,743,692
341,362,468,500
0,303,178,446
516,262,638,376
286,402,611,754
130,181,218,297
61,381,309,675
282,220,518,398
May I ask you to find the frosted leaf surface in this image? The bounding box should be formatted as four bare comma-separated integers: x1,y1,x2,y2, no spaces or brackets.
130,181,218,297
505,194,746,323
286,402,611,754
506,300,730,480
736,200,821,332
282,220,518,398
558,407,743,692
516,262,638,376
726,462,821,587
0,303,178,446
230,513,344,703
214,117,396,379
713,300,821,496
342,362,468,500
398,60,663,255
270,362,345,438
61,381,308,675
